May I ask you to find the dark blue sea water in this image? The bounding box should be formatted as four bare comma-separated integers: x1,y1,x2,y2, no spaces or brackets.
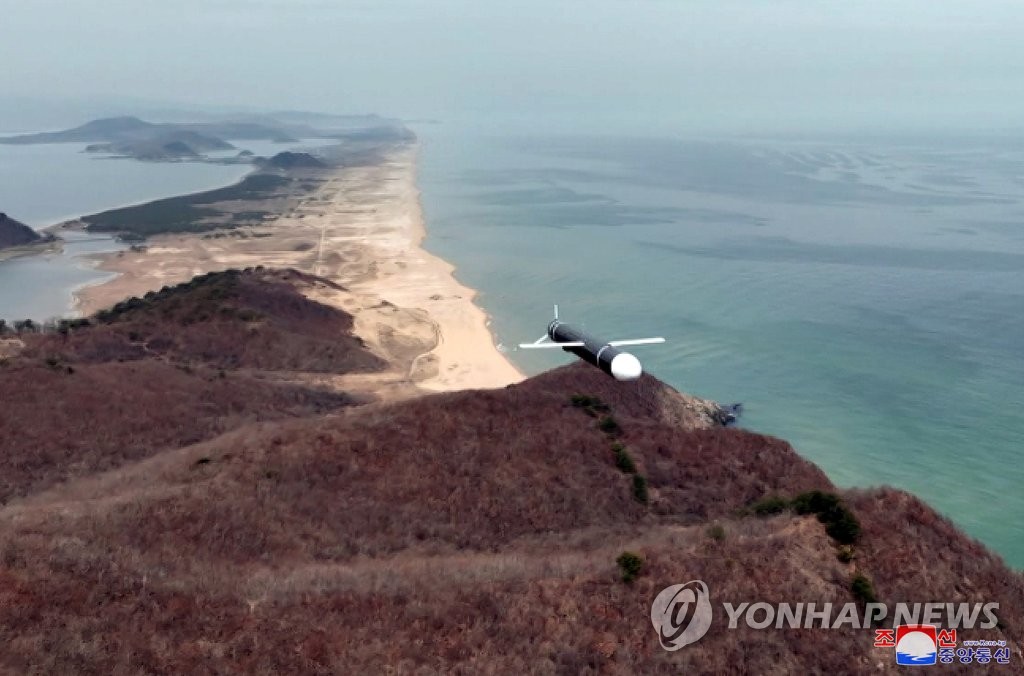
416,128,1024,568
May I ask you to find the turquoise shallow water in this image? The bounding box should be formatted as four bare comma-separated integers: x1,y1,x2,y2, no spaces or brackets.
415,128,1024,568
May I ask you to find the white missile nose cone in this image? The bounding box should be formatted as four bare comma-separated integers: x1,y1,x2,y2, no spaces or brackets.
610,352,642,381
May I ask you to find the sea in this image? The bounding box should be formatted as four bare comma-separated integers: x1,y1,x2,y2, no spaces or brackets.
414,126,1024,568
1,124,1021,568
0,137,324,320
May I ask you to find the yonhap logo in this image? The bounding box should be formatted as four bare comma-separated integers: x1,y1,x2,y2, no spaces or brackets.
651,580,713,650
648,582,1001,657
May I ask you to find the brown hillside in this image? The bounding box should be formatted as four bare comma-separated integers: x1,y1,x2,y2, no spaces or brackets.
25,267,386,374
0,268,382,504
0,359,354,504
8,365,823,569
0,271,1021,674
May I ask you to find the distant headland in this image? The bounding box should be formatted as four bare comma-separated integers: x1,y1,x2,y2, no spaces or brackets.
0,113,415,248
0,113,410,163
0,212,58,260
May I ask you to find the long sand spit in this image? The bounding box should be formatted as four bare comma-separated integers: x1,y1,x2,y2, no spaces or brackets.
75,143,524,394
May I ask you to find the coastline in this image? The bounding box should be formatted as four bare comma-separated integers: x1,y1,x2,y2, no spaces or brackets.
353,150,525,392
0,238,62,263
37,165,254,240
74,141,525,393
0,146,254,320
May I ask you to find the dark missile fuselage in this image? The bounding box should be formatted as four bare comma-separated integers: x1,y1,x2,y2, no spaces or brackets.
547,320,642,381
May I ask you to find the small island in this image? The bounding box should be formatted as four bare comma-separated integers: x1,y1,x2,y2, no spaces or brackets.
0,114,414,167
83,130,235,161
0,113,413,255
0,213,59,261
0,115,309,163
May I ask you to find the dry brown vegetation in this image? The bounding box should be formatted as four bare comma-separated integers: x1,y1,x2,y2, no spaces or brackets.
0,268,378,503
24,267,385,374
1,270,1022,674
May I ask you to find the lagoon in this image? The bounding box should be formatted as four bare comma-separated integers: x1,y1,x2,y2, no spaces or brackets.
0,137,323,319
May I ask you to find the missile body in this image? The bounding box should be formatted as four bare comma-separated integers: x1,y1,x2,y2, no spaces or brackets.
548,319,643,381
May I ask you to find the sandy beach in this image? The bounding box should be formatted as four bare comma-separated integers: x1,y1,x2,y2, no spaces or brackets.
75,143,524,394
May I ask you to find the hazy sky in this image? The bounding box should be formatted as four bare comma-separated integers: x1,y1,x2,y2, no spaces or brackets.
3,0,1023,133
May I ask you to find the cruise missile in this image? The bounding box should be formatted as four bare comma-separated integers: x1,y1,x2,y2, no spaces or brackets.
518,306,665,381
